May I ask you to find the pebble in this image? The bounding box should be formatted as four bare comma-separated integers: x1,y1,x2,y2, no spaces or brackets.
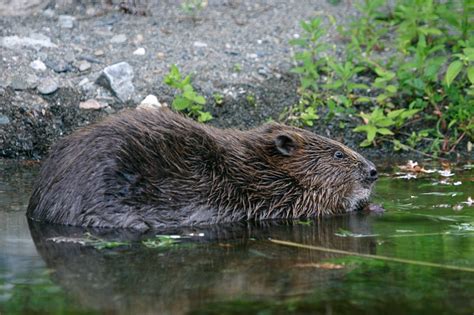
96,62,134,102
0,114,10,125
94,49,105,56
79,99,106,110
134,34,144,44
137,94,162,110
110,34,127,44
0,34,57,49
58,15,75,29
30,59,47,71
78,60,91,72
26,74,39,89
45,59,72,73
10,76,28,90
42,9,55,18
37,78,58,95
193,41,208,48
133,47,146,56
156,52,165,59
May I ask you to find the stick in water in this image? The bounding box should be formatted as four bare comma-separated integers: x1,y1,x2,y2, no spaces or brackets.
269,239,474,273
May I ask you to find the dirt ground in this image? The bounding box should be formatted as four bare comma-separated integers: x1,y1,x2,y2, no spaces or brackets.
0,0,459,161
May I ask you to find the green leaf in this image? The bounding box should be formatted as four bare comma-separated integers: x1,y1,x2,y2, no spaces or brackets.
366,125,377,142
360,139,372,147
172,97,190,111
353,125,369,132
445,60,463,87
194,95,206,105
464,48,474,62
377,128,394,135
467,66,474,84
387,109,405,119
385,85,398,93
355,97,371,103
198,111,213,123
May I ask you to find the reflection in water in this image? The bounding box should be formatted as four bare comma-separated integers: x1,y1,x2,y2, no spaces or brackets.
2,162,474,314
28,216,377,315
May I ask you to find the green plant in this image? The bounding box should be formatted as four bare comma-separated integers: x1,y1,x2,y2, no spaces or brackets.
354,107,419,147
289,2,473,154
213,92,224,105
163,65,212,123
324,59,369,104
233,63,242,72
343,0,389,54
290,18,328,91
180,0,207,18
142,235,180,248
246,94,256,107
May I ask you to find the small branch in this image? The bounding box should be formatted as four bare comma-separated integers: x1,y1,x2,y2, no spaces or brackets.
269,239,474,273
448,132,466,153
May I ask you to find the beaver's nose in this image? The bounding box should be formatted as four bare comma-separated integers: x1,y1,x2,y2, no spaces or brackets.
368,168,378,182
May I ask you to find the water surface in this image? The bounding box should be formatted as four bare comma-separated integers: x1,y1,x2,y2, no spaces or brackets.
0,160,473,315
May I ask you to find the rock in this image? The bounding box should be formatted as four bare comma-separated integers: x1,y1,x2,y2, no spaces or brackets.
78,78,94,94
26,73,39,89
10,75,28,90
247,53,258,59
96,62,134,102
137,94,162,110
37,78,58,95
42,8,55,18
0,0,48,16
94,49,105,56
193,41,208,48
58,15,75,29
30,59,47,71
0,114,10,125
133,47,146,56
45,59,72,73
0,34,57,49
79,99,106,110
110,34,127,44
78,60,91,72
156,52,165,59
133,34,144,44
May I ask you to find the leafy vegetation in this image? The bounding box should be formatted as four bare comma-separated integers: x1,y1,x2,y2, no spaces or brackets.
164,65,213,123
142,235,181,248
288,0,473,155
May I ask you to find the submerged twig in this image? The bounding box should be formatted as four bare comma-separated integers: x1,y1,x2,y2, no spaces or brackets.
269,239,474,273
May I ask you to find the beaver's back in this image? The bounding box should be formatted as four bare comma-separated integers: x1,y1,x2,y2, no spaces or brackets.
27,109,221,230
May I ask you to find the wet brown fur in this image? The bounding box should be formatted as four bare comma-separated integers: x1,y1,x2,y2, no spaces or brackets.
27,108,377,230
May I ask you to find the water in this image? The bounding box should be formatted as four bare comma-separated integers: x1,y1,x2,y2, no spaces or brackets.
0,160,473,315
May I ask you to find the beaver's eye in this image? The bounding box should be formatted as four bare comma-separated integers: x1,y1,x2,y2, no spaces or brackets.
334,151,345,160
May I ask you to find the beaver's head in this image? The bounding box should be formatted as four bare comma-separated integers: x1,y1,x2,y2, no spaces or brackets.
258,124,377,216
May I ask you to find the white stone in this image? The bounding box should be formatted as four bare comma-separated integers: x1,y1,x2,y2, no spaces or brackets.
0,34,57,49
133,47,146,56
30,59,46,71
110,34,127,44
137,94,162,110
58,15,75,29
193,41,208,48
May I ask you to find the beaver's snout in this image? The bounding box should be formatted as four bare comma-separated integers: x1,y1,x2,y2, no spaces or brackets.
368,168,378,182
362,161,378,183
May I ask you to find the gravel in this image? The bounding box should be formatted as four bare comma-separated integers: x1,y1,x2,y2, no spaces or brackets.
0,0,460,161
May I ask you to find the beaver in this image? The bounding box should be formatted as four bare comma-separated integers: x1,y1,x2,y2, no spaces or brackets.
27,108,378,231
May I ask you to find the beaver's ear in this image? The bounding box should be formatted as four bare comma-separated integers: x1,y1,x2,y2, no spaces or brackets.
274,134,297,156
